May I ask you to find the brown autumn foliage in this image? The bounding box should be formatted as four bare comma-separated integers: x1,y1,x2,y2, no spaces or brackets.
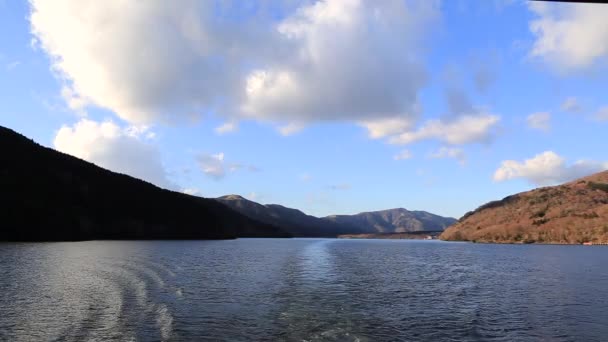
440,171,608,244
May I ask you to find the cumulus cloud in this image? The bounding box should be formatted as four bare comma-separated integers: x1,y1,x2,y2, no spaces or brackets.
389,114,500,145
30,0,246,124
393,149,413,161
526,112,551,132
53,119,172,188
241,0,437,127
561,97,582,113
30,0,438,133
529,2,608,72
428,147,466,165
196,152,256,180
493,151,608,185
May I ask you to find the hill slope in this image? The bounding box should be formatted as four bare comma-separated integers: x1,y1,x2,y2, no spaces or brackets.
216,195,353,237
440,171,608,244
325,208,457,233
0,126,289,241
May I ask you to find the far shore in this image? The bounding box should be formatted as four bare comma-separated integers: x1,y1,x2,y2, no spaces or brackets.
338,231,443,240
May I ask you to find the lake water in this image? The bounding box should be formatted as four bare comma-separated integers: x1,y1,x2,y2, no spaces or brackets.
0,239,607,341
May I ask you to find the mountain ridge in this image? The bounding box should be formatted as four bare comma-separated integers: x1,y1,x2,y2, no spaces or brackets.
216,195,353,237
324,208,457,234
217,196,457,237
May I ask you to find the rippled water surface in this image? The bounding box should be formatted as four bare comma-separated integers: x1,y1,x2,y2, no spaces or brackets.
1,239,607,341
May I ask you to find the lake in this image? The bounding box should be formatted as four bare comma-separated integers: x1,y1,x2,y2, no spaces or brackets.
1,239,607,341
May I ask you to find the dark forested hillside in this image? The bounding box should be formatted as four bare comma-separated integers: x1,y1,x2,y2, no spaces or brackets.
0,126,289,241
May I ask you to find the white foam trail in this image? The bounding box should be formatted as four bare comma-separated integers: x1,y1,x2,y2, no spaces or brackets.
132,258,177,278
155,304,173,341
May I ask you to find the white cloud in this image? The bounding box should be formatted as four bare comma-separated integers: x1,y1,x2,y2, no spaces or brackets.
378,66,501,147
389,114,500,145
53,119,172,188
561,97,582,113
214,121,238,135
526,112,551,131
429,147,466,165
182,188,200,196
30,0,239,124
60,85,87,115
196,152,256,180
30,0,438,133
393,149,413,161
360,116,417,139
595,106,608,122
529,2,608,72
241,0,437,127
493,151,608,185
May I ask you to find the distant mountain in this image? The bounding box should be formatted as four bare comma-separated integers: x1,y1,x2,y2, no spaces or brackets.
440,171,608,244
216,195,352,237
0,126,289,241
217,196,456,237
325,208,457,233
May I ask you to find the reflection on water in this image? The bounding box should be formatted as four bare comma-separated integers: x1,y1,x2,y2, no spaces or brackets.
1,239,608,341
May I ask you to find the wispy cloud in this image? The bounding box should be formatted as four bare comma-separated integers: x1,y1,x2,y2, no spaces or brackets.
215,121,238,135
561,97,582,113
5,60,20,71
327,183,351,191
428,147,466,165
526,112,551,132
197,152,258,180
393,150,413,160
594,106,608,122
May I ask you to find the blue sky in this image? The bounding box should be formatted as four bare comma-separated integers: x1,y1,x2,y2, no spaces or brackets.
2,0,608,218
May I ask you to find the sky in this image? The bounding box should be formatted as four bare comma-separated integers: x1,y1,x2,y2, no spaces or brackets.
2,0,608,219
